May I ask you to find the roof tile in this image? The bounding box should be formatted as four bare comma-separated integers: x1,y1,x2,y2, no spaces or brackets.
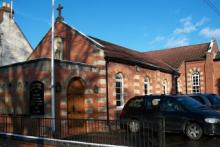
144,43,210,69
91,37,177,73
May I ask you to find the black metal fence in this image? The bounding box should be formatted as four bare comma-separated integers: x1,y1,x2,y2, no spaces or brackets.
0,115,165,147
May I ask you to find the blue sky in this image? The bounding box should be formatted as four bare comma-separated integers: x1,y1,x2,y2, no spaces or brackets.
8,0,220,51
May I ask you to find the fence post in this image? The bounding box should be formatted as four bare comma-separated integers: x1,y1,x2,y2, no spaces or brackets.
6,116,7,133
38,118,41,137
159,117,165,147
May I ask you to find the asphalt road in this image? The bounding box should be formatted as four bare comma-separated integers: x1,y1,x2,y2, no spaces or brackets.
166,133,220,147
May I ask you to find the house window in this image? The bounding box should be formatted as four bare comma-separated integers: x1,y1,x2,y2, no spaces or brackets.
115,73,124,108
144,77,150,95
162,80,168,95
54,37,63,60
192,71,200,94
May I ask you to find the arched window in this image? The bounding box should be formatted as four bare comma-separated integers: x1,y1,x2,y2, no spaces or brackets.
54,37,63,60
115,73,124,108
192,71,200,94
144,77,150,95
162,80,168,95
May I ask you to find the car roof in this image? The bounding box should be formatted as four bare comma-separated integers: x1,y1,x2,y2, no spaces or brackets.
136,95,192,100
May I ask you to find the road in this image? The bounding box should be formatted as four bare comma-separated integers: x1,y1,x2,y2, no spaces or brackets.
166,133,220,147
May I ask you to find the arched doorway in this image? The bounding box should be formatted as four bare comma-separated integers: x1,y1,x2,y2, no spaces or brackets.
67,77,85,120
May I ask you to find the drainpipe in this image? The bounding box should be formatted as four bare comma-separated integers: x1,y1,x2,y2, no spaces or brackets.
174,74,179,94
105,58,109,124
185,61,188,94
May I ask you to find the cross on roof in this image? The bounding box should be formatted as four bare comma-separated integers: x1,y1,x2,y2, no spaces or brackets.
56,4,64,21
57,4,63,17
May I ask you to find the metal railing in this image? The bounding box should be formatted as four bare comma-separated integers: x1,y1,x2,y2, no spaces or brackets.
0,115,165,147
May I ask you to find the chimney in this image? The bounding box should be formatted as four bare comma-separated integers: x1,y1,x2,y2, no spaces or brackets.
0,2,14,23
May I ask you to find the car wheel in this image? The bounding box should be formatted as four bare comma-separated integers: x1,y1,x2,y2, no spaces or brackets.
128,120,140,133
185,123,203,140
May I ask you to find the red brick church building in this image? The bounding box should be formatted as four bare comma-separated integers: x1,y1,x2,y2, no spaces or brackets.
0,4,220,121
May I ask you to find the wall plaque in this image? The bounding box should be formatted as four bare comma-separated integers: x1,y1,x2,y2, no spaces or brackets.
30,81,44,115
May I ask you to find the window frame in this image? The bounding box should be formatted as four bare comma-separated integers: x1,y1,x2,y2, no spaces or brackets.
144,77,150,95
162,80,168,95
115,73,124,109
191,71,200,94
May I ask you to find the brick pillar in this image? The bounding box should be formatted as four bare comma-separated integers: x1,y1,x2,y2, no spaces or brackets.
205,53,214,93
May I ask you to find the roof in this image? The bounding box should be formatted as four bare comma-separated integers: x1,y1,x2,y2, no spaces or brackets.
90,37,178,74
62,21,104,48
28,20,103,60
144,43,210,69
30,20,177,74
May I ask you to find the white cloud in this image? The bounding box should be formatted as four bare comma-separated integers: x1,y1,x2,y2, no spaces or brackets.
174,16,209,34
166,37,189,47
150,36,165,44
149,16,209,48
200,27,220,38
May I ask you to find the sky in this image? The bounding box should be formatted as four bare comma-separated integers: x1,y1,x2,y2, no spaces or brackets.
6,0,220,51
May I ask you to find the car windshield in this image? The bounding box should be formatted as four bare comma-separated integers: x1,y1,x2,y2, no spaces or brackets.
206,94,220,106
176,96,205,110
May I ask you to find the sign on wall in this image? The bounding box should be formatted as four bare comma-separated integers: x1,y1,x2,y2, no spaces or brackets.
30,81,44,115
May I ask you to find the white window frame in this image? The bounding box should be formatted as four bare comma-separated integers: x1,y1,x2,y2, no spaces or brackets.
115,73,124,109
144,77,150,95
162,80,168,95
192,71,200,94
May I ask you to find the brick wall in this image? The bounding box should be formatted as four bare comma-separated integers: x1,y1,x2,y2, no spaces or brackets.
177,53,220,95
28,21,101,66
107,61,173,119
178,60,215,94
177,63,186,94
28,21,107,120
0,59,104,120
184,61,205,94
214,61,220,95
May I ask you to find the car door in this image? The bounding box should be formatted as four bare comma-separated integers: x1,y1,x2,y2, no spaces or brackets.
161,98,186,132
125,97,146,120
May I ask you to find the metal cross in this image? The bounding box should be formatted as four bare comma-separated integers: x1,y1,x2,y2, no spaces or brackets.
57,4,63,18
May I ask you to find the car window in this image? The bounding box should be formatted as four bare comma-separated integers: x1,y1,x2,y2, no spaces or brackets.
191,96,205,104
176,96,204,110
127,98,144,109
162,98,183,112
206,94,220,105
145,98,161,111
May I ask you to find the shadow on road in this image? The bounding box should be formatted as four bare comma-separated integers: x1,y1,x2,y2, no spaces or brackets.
166,133,220,147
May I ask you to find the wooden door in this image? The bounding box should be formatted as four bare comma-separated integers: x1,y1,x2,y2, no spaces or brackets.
67,78,85,120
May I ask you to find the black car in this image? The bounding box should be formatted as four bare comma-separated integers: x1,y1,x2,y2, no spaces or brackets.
189,93,220,110
120,95,220,140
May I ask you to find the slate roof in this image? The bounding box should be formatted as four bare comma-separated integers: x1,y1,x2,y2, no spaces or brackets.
91,37,178,74
144,43,210,69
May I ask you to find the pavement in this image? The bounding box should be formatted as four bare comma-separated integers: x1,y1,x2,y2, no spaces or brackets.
1,132,220,147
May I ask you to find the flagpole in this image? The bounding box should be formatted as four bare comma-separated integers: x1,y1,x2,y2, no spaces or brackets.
51,0,56,133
